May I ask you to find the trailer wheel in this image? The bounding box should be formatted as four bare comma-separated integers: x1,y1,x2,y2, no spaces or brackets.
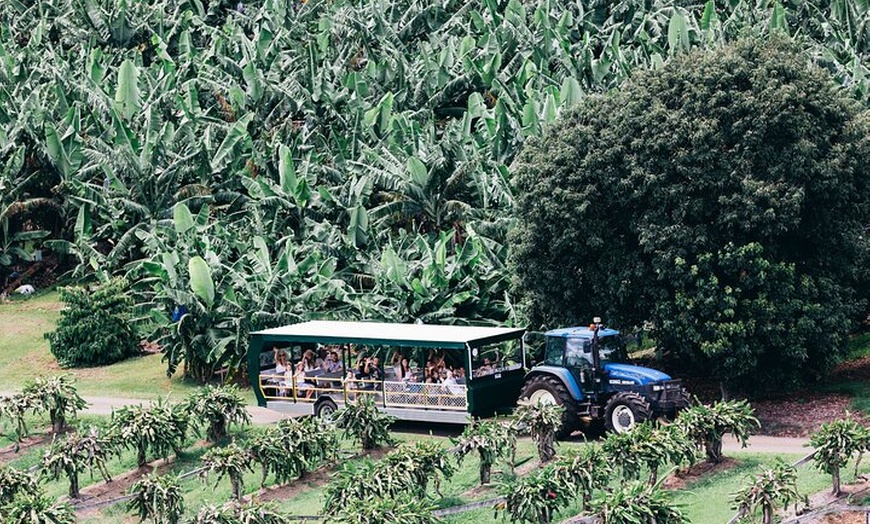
604,392,652,433
518,374,581,439
314,398,338,420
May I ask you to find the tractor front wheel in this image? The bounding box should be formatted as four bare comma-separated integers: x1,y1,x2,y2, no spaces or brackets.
604,392,652,433
518,374,580,439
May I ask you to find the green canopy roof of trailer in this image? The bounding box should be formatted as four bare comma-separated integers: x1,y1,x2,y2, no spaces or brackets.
250,320,525,349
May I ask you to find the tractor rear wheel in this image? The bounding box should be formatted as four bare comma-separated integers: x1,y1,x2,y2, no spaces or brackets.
518,374,581,439
604,392,652,433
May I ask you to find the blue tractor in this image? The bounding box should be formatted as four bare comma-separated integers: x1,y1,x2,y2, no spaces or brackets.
518,319,689,436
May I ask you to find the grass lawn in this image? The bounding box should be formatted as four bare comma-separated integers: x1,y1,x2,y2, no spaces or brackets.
0,291,198,399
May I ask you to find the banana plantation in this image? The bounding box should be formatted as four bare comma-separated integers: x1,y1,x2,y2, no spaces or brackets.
1,0,869,379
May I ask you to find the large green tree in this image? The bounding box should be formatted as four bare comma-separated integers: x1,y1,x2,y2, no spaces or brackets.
509,38,870,394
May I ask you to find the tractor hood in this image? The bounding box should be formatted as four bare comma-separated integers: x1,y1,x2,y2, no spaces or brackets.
603,363,671,386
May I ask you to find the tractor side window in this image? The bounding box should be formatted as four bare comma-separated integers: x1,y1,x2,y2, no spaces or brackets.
544,337,564,366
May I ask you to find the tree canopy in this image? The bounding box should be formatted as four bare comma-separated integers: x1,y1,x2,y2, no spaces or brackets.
509,38,870,393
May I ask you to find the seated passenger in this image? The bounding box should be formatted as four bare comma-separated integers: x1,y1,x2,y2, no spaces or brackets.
477,358,493,376
325,351,343,374
273,348,289,375
294,361,314,398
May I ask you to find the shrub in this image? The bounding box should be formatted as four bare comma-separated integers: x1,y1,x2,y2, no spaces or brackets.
185,385,251,443
2,492,76,524
590,479,688,524
509,37,870,394
189,502,297,524
0,392,38,444
250,417,338,486
323,459,416,516
233,501,293,524
498,466,568,524
453,419,513,485
0,465,40,508
383,441,455,495
602,423,697,485
45,278,141,367
40,426,114,498
732,461,803,524
23,375,88,434
110,398,189,467
200,442,254,503
551,447,610,511
809,416,869,495
188,505,237,524
330,493,441,524
676,399,759,464
333,395,396,452
514,400,564,463
128,473,185,524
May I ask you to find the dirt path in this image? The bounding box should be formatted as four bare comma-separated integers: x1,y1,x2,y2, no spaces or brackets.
0,392,290,425
722,434,810,455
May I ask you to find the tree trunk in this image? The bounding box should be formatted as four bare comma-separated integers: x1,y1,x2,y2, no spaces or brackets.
231,476,242,502
762,504,773,524
832,466,841,495
51,410,64,434
210,421,226,442
480,462,491,485
137,446,147,468
648,466,659,486
67,468,79,499
705,438,722,464
539,507,551,524
538,433,555,463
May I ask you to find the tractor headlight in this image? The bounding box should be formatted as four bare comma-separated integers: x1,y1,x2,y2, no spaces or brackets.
652,385,664,392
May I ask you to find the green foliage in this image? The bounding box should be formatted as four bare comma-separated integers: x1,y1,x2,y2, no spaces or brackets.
233,501,294,524
4,0,868,379
676,400,760,464
514,400,564,463
23,375,88,434
2,492,76,524
453,419,514,485
110,398,189,467
40,426,114,498
0,392,38,443
185,385,251,443
732,461,803,524
498,466,568,524
128,473,185,524
510,37,870,394
249,416,338,486
329,494,441,524
809,416,870,494
188,505,237,524
323,460,401,516
590,479,689,524
333,395,396,452
200,442,254,503
44,279,140,368
0,465,40,509
382,441,456,496
602,423,697,485
324,441,454,515
550,447,610,510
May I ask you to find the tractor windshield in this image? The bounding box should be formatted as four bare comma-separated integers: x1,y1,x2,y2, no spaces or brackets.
597,335,627,364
